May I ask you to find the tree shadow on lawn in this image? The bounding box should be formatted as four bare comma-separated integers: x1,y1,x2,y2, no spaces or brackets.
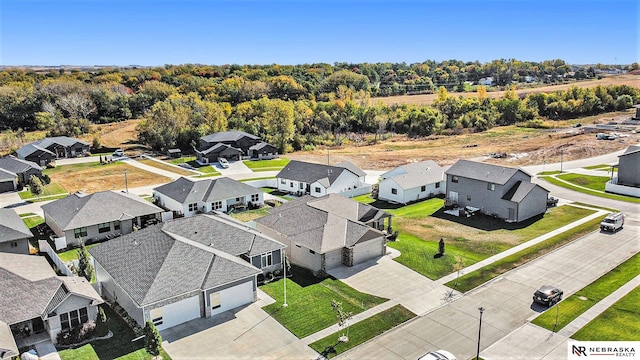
430,208,544,231
289,265,330,287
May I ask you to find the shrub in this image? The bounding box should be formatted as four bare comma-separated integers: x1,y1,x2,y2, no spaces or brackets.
143,320,162,356
56,321,96,346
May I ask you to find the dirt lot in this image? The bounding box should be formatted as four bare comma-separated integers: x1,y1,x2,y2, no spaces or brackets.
370,74,640,106
287,110,640,170
79,119,142,150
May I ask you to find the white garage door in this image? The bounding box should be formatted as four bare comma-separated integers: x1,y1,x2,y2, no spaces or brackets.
153,295,201,331
325,249,343,270
211,280,254,316
353,239,383,265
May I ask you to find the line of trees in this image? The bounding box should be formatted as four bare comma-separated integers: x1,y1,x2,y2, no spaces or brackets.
0,59,638,154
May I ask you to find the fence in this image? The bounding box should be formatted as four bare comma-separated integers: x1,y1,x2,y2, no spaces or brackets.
39,240,74,277
244,178,278,188
338,185,372,198
605,179,640,197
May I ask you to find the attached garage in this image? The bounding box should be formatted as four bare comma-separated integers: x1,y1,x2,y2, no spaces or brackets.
352,238,385,265
150,295,201,331
209,280,254,317
0,179,16,193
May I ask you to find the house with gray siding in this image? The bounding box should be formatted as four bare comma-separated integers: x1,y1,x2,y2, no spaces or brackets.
89,213,285,331
616,145,640,187
42,190,163,248
378,160,445,204
0,209,33,255
275,160,365,197
17,137,89,165
153,177,264,217
445,160,549,222
0,253,103,351
0,156,43,186
254,194,391,276
0,169,17,193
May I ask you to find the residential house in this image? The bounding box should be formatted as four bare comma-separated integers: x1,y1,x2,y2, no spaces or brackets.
0,156,43,186
378,160,445,204
275,160,365,197
0,209,32,255
0,169,16,193
17,137,90,165
199,131,262,154
255,194,392,276
616,145,640,187
153,177,264,217
167,149,182,158
479,77,494,86
196,143,243,164
248,142,279,160
90,213,285,331
41,190,164,248
0,253,103,351
445,160,549,222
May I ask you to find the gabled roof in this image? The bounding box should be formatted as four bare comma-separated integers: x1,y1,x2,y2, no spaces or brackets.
89,216,267,306
198,143,243,155
15,144,55,159
335,161,366,177
0,156,43,174
0,169,15,181
502,181,549,203
255,194,386,253
619,145,640,157
276,160,361,185
0,319,18,359
31,136,89,148
0,209,32,244
41,191,163,231
0,253,102,325
445,159,530,185
201,131,260,143
381,160,445,190
153,177,262,205
249,142,277,151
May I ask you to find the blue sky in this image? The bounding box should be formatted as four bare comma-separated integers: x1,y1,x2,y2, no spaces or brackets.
1,0,638,66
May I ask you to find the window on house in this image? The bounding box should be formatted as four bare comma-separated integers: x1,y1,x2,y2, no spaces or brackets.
251,194,259,202
150,308,163,326
421,185,426,192
11,242,18,247
452,176,459,183
299,183,304,189
60,313,70,331
79,307,88,323
315,187,321,193
309,249,316,254
290,182,294,188
74,227,87,238
98,223,111,233
60,308,88,331
467,195,472,201
188,203,198,212
210,292,221,310
280,179,285,184
487,183,495,191
261,253,273,268
391,188,397,195
114,220,121,230
235,197,240,202
213,201,222,210
435,182,440,188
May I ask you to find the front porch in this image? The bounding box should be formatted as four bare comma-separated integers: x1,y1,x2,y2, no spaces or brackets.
11,318,51,350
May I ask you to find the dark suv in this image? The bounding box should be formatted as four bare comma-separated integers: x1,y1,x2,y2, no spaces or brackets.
533,285,563,306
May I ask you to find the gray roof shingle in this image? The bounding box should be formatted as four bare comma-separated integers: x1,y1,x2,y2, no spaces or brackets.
201,131,260,143
0,156,43,174
276,160,362,185
153,177,262,205
0,169,16,181
502,181,548,203
445,159,531,185
0,209,32,244
381,160,445,190
41,191,163,231
15,144,55,159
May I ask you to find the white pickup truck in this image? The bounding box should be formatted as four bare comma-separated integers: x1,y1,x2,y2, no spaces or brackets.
600,212,624,232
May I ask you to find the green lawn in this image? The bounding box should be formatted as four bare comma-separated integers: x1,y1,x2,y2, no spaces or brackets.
531,252,640,332
445,215,607,292
243,158,290,171
168,156,196,165
22,215,45,229
57,244,101,262
260,266,387,338
18,182,68,200
583,164,616,171
308,305,415,358
556,173,610,191
571,285,640,341
229,208,271,222
541,176,640,203
58,305,171,360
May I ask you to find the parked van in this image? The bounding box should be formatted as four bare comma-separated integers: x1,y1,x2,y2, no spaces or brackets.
600,212,624,232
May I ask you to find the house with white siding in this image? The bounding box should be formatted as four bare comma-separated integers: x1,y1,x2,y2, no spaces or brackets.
275,160,365,197
378,160,445,204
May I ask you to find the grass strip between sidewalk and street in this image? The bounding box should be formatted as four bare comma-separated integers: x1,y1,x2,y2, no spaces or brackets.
540,176,640,203
444,215,607,292
531,252,640,332
571,285,640,341
308,305,416,359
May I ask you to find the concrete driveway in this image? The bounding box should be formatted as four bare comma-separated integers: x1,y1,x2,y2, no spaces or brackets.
337,222,640,360
161,302,317,360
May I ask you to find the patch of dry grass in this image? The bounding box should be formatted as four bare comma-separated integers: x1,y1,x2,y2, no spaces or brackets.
137,158,197,176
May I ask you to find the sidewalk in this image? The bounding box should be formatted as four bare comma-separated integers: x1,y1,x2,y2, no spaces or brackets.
436,207,609,285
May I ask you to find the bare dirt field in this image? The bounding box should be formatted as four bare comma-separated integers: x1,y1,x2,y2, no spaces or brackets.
287,110,640,170
79,119,142,150
369,74,640,106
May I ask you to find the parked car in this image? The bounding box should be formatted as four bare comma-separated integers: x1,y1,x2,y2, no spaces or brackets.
533,285,563,306
113,149,125,157
218,157,229,168
600,212,624,232
418,350,457,360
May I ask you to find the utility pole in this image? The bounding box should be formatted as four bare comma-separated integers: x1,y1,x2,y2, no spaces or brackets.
124,169,129,193
283,254,288,307
476,307,485,360
560,149,564,173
